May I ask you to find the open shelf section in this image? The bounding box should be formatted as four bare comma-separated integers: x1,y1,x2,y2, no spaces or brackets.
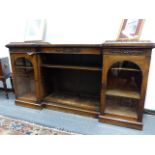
104,102,138,119
106,89,140,99
44,92,99,111
41,53,102,70
41,64,102,71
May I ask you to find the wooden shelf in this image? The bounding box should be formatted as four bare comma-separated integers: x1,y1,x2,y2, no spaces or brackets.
106,89,140,99
111,67,140,72
42,64,102,71
15,66,33,69
44,92,99,111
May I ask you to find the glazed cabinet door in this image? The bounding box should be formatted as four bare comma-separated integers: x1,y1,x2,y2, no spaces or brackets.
10,53,41,103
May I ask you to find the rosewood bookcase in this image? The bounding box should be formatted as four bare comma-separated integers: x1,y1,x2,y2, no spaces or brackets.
6,41,155,129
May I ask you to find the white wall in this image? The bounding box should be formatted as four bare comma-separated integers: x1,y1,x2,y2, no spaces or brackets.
0,0,155,110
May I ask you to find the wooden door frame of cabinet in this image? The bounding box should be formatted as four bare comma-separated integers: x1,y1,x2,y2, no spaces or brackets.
10,53,42,104
100,51,151,122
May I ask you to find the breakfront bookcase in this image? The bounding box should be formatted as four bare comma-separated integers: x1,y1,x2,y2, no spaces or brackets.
6,41,154,129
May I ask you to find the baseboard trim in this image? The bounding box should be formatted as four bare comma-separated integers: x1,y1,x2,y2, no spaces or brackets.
0,87,14,92
144,109,155,115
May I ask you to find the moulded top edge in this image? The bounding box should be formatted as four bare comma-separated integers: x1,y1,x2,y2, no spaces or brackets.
103,40,155,48
5,42,102,48
5,41,155,49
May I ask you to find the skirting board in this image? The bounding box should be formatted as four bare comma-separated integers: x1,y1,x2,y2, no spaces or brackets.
144,109,155,115
0,87,14,92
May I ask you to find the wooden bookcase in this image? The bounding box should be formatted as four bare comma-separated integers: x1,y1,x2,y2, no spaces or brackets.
6,41,155,130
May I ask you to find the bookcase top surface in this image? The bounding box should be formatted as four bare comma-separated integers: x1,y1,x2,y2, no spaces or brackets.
6,41,155,49
6,42,102,48
103,40,155,48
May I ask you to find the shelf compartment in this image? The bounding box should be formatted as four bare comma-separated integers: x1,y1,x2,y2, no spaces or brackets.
105,102,137,119
44,92,99,111
42,64,102,71
106,89,140,99
104,96,138,119
41,53,102,69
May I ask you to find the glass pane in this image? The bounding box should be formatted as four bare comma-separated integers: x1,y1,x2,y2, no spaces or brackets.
14,57,36,100
15,57,32,67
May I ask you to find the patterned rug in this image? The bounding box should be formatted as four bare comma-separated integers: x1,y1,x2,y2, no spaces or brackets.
0,115,75,135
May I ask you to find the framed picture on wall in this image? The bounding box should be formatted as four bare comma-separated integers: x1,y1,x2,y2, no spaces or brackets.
24,19,46,42
117,19,145,41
